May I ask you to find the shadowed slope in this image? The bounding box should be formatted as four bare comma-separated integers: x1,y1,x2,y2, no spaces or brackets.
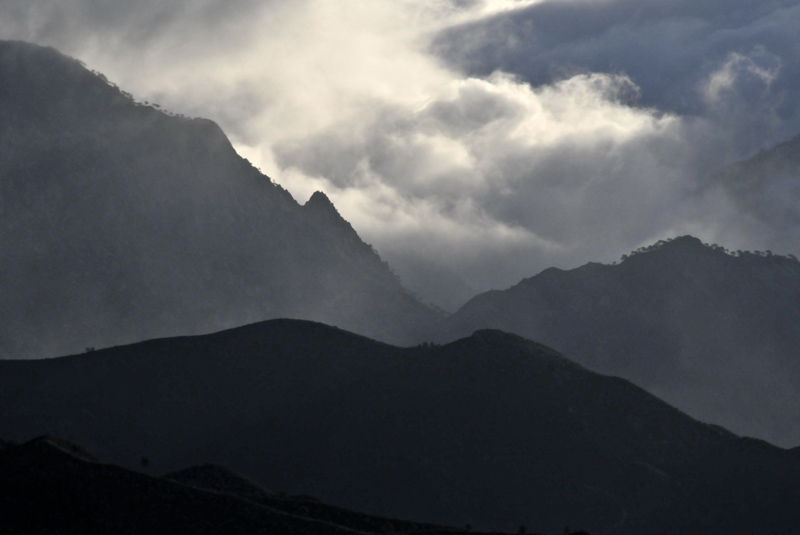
0,40,437,359
0,436,488,535
164,464,465,535
438,235,800,446
2,319,800,534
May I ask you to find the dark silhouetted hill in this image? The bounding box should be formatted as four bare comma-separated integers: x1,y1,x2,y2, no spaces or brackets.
1,435,505,535
1,319,799,534
163,464,472,535
437,235,800,446
0,40,438,359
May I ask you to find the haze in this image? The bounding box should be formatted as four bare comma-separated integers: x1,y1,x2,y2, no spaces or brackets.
3,0,800,309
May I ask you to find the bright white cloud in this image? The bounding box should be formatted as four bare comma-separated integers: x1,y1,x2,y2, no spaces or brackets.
274,69,692,288
2,0,799,305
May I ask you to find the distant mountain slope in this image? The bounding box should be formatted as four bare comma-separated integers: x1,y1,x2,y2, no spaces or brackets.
437,235,800,446
0,40,437,358
712,134,800,233
0,435,482,535
2,319,799,534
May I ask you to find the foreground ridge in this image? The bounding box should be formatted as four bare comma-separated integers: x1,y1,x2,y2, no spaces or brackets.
2,435,547,535
2,319,799,534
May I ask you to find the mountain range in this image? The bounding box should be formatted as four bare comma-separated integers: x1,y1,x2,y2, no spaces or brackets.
437,235,800,447
0,39,437,359
2,318,800,534
4,38,800,534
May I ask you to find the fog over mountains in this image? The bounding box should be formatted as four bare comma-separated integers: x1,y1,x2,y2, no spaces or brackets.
0,40,437,359
3,23,800,532
5,0,800,300
710,134,800,241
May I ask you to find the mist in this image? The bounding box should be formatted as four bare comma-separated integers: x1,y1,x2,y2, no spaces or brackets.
2,0,800,308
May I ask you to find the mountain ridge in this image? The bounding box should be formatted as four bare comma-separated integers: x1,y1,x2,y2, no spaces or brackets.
0,39,438,358
2,318,800,534
437,234,800,446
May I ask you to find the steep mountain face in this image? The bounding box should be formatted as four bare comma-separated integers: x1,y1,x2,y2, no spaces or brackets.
437,235,800,447
2,319,800,534
0,40,437,358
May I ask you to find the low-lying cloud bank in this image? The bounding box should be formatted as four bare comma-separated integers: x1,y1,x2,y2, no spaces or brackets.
2,0,800,307
274,72,693,288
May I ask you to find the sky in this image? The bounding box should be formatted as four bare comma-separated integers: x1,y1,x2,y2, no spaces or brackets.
3,0,800,308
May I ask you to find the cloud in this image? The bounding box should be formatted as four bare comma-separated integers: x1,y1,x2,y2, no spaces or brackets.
697,47,786,153
274,71,699,288
702,49,781,106
433,0,800,144
2,0,800,305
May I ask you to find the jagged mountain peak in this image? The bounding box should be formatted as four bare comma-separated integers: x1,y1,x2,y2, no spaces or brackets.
0,40,437,358
303,190,356,231
304,190,337,211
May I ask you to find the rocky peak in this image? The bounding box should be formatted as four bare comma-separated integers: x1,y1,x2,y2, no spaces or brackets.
0,40,438,357
304,190,337,212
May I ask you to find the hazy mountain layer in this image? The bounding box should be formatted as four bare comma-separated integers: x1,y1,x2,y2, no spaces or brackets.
437,235,800,446
711,134,800,237
1,319,799,534
0,40,437,358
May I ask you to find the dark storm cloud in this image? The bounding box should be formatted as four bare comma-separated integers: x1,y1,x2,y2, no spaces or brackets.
433,0,800,146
